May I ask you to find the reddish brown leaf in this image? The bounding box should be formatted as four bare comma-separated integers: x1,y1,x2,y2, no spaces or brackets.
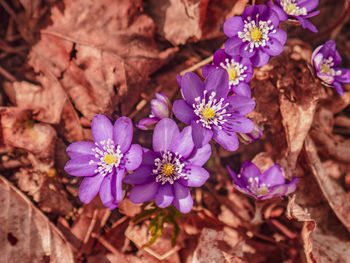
0,175,74,262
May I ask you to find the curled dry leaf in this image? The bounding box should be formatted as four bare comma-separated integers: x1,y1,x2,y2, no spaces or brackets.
304,136,350,232
192,228,245,263
286,195,316,263
146,0,241,45
0,175,74,262
14,168,73,216
28,0,176,119
0,107,56,164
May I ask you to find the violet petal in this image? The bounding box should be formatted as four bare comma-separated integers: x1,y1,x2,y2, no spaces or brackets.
91,114,113,144
223,16,244,37
123,165,154,185
213,49,230,65
124,144,143,171
173,99,196,125
79,174,104,203
334,68,350,83
187,144,212,166
263,38,284,56
113,116,133,153
224,36,243,57
66,141,95,159
204,68,229,99
181,72,205,105
250,48,270,67
333,81,344,96
213,128,239,152
99,173,117,209
64,156,98,177
172,182,193,214
191,120,213,148
260,164,285,186
233,83,251,97
155,184,174,208
224,95,256,115
178,164,209,187
136,117,158,130
129,181,159,204
170,126,194,159
153,118,180,153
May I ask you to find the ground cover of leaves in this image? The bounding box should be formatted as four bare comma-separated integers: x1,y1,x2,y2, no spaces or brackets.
0,0,350,262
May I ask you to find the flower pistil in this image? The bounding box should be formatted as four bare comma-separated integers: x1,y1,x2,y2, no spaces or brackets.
193,90,231,130
219,58,248,86
90,138,123,176
153,151,187,185
280,0,307,16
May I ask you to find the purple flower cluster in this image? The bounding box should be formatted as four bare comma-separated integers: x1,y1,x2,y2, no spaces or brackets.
64,115,142,209
227,161,298,200
173,69,256,151
224,5,287,68
270,0,320,33
312,40,350,95
124,118,211,213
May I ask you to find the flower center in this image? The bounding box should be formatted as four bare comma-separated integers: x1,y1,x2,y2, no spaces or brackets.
104,154,117,165
238,14,276,53
219,58,248,86
227,68,237,81
162,163,174,176
281,0,307,16
153,151,187,184
318,57,342,76
320,63,330,75
203,107,216,120
193,90,231,130
250,28,262,41
90,138,123,177
247,176,270,197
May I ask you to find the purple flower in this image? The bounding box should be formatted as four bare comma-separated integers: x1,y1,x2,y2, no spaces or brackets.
227,161,298,200
202,49,254,97
238,124,263,143
223,5,287,67
312,40,350,96
173,69,256,151
136,92,171,130
124,118,211,214
64,114,143,210
269,0,320,33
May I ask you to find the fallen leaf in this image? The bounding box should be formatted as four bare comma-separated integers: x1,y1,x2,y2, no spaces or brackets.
28,0,177,119
0,107,56,164
0,175,74,262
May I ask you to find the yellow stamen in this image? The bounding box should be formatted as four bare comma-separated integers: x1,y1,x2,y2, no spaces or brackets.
202,107,216,120
251,28,262,41
257,186,269,196
320,63,330,74
162,163,174,176
104,154,117,165
285,4,296,14
227,68,237,81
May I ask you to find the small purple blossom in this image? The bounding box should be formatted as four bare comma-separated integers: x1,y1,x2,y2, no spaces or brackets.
223,5,287,67
312,40,350,96
238,124,263,144
173,69,256,151
227,161,298,200
136,92,171,130
202,49,254,97
269,0,320,33
64,114,143,210
124,118,212,214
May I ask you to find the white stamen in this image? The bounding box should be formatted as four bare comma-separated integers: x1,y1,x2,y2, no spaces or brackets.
319,57,341,76
193,90,231,130
237,14,276,53
280,0,307,16
90,138,123,177
153,151,187,185
246,176,270,196
219,58,248,86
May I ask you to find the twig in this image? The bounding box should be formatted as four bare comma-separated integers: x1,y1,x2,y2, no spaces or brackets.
82,209,98,245
179,55,213,76
0,65,16,81
91,233,126,261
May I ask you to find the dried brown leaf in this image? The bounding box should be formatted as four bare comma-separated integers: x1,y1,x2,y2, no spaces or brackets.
28,0,176,119
304,136,350,232
0,175,74,262
0,107,56,164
